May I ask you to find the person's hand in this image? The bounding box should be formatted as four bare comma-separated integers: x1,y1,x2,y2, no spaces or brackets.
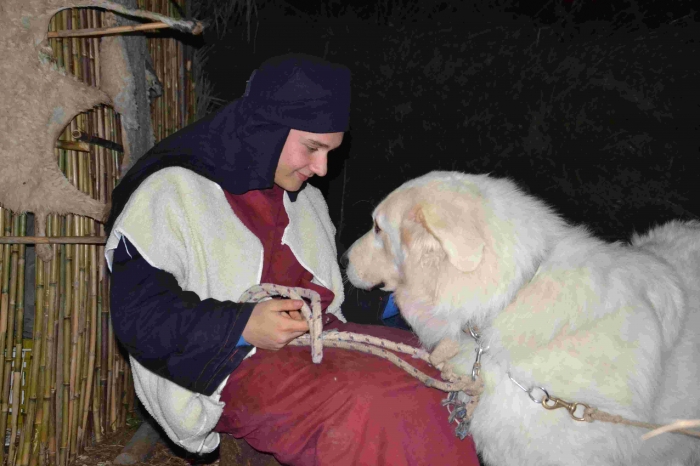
242,299,309,350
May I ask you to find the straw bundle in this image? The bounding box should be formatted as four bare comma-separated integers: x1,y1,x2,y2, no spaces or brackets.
0,2,196,464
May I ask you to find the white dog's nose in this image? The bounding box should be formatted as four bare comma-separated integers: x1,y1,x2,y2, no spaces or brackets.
340,252,349,269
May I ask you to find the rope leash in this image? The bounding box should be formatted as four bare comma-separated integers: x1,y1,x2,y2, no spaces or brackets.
241,285,700,441
507,372,700,439
239,284,483,397
585,409,700,439
240,283,324,363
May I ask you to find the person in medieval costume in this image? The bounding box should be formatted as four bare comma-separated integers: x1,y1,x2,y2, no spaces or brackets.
105,53,480,465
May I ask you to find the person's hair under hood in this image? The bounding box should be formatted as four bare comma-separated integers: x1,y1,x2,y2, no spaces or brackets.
105,53,351,234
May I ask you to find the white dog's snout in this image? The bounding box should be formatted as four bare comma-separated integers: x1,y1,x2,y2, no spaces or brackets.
344,261,368,289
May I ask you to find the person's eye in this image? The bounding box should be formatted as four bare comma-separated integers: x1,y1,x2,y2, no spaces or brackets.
306,146,318,153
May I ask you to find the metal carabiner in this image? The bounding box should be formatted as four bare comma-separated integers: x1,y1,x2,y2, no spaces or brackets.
471,346,485,380
542,395,589,421
468,326,481,340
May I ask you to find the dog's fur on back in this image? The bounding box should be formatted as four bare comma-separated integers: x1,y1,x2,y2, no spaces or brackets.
346,171,700,466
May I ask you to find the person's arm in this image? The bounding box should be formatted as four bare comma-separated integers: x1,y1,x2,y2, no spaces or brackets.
111,237,309,396
111,237,256,395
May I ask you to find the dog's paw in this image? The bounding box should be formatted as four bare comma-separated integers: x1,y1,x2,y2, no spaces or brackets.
440,341,478,378
429,337,461,368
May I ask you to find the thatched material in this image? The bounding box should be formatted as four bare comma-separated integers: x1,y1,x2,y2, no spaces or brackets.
0,0,202,251
0,1,109,243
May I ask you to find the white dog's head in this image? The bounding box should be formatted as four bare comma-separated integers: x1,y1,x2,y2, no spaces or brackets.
346,171,567,347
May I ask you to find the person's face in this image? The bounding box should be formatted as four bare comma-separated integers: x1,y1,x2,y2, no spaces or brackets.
274,129,344,191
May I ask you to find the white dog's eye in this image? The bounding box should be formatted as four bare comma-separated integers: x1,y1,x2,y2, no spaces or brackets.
374,221,381,234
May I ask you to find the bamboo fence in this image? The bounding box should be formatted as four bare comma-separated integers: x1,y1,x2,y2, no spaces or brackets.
139,0,198,142
0,1,197,464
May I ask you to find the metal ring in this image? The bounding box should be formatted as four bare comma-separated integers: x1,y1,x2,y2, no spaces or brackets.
527,386,550,404
507,372,529,393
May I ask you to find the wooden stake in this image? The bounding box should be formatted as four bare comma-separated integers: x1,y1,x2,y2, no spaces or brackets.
48,21,172,39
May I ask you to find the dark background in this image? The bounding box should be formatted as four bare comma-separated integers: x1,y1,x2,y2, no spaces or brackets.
194,0,699,322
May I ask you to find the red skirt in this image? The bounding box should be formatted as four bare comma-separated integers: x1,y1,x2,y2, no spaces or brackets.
215,321,480,466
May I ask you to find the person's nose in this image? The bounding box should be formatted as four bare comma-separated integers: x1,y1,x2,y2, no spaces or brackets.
310,152,328,177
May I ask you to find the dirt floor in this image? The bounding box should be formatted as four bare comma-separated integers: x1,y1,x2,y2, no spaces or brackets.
76,423,220,466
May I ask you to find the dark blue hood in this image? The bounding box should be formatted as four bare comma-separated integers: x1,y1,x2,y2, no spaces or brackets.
106,53,351,234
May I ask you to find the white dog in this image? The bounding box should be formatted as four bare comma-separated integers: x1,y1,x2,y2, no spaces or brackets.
346,171,700,466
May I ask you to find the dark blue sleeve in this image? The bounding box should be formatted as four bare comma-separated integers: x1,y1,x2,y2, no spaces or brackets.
110,237,255,396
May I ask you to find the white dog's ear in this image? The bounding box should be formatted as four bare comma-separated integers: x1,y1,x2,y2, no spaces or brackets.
413,204,485,272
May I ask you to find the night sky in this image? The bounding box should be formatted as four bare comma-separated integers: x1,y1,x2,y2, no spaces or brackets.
194,0,699,320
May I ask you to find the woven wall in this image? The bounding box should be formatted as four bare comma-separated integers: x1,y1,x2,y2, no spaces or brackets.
0,1,196,464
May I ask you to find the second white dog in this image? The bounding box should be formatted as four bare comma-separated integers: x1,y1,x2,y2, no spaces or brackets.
346,171,700,466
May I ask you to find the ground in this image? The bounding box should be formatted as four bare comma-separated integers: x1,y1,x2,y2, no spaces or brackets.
76,423,219,466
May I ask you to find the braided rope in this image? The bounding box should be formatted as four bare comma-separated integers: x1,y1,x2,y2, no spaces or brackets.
584,408,700,439
242,286,700,438
239,284,483,396
239,283,324,363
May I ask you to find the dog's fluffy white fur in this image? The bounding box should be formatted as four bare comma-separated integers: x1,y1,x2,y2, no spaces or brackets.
346,171,700,466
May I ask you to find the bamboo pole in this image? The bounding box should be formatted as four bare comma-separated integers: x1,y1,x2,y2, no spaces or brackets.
0,238,106,245
71,9,80,85
48,216,61,466
78,243,97,448
79,10,90,85
8,214,27,463
100,222,110,436
106,309,114,433
58,213,72,466
9,372,22,462
157,6,165,141
0,209,11,463
28,239,56,466
54,141,90,153
72,149,87,454
98,264,108,440
66,127,80,465
95,106,107,443
71,130,124,153
48,14,60,68
0,214,21,466
61,10,71,76
80,42,100,448
47,21,176,38
21,251,47,466
93,10,102,89
41,219,60,466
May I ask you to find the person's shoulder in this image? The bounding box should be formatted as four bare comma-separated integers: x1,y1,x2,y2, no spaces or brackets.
137,167,218,195
140,166,200,185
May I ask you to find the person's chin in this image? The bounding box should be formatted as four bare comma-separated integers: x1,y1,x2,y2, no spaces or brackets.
278,178,305,192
